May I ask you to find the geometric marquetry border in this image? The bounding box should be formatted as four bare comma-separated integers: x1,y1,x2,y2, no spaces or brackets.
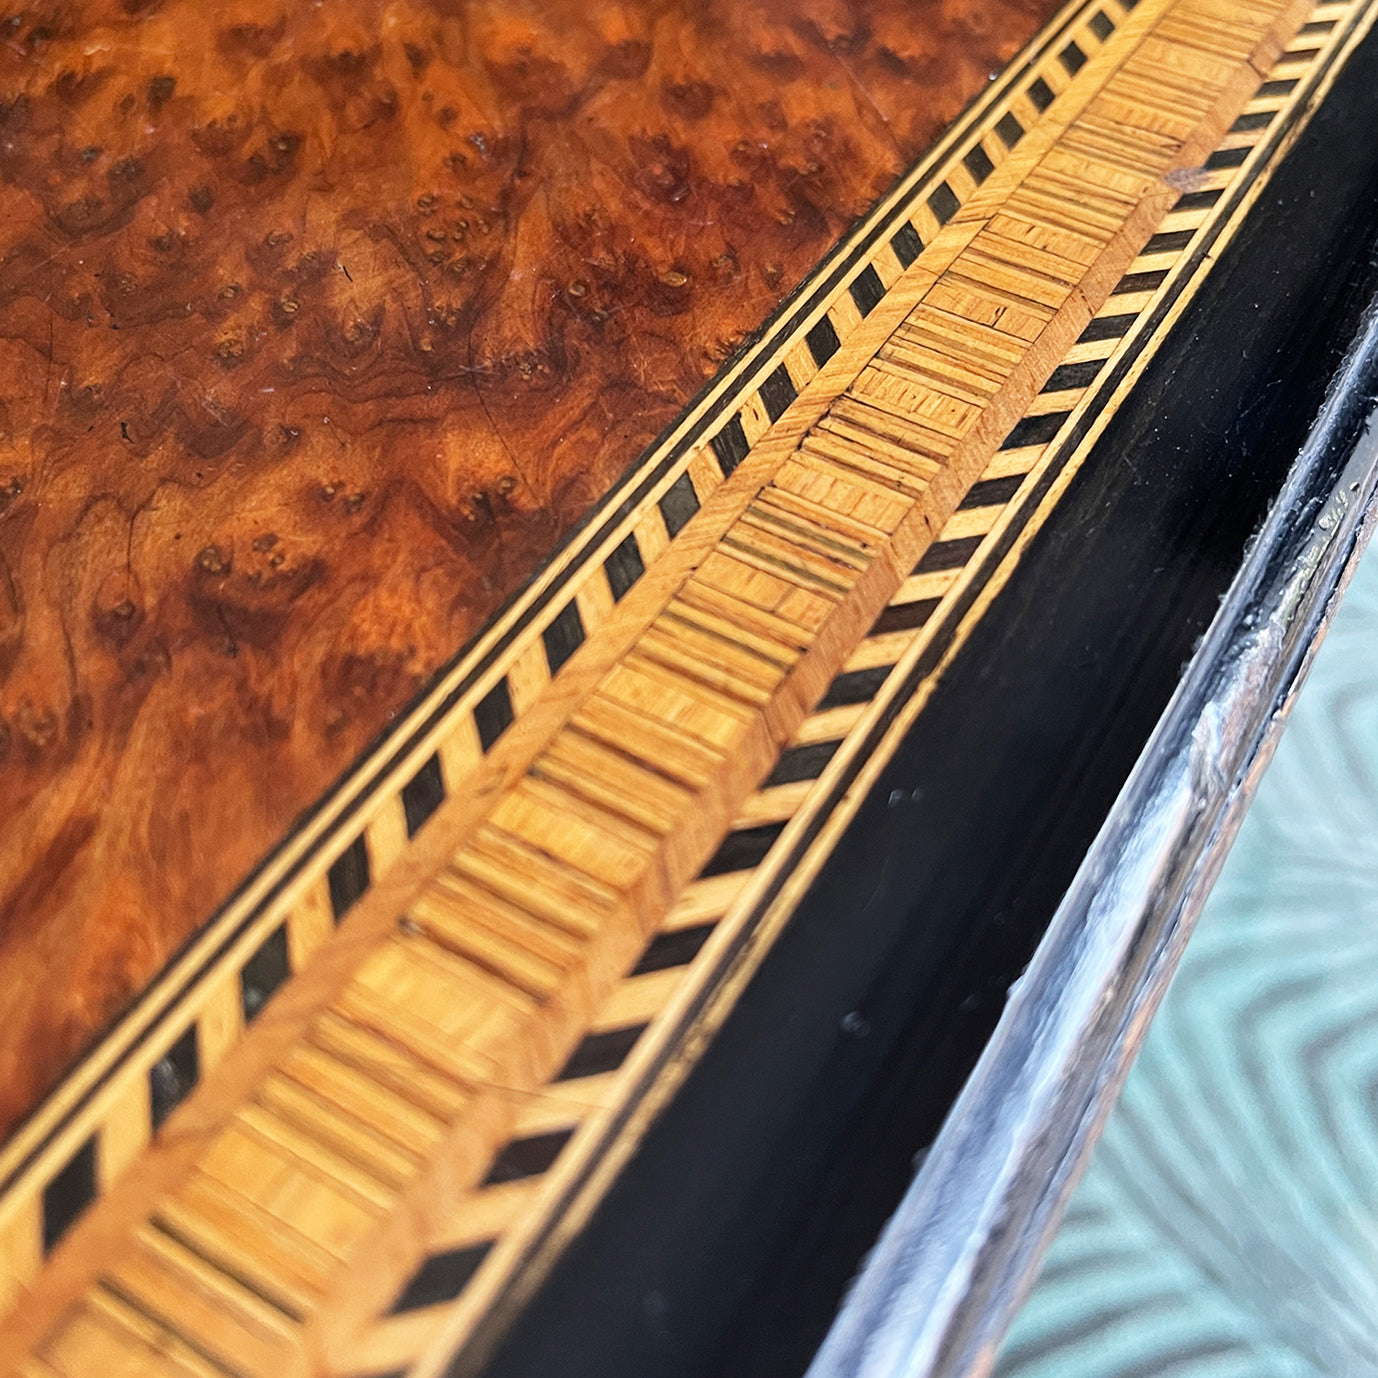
324,5,1378,1372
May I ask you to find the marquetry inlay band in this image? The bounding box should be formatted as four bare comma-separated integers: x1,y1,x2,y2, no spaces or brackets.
4,0,1372,1373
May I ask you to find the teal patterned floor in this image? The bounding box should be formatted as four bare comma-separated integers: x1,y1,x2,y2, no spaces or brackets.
994,537,1378,1378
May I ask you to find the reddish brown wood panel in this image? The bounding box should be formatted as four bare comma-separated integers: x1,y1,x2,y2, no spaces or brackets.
0,0,1062,1139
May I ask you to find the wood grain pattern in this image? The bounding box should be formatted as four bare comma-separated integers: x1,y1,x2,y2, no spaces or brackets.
0,0,1313,1370
0,2,1118,1330
0,0,1064,1139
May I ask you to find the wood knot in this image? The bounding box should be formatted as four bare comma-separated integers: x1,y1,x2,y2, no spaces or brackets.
195,544,230,576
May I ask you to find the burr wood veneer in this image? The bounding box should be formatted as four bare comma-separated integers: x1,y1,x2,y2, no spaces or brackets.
0,0,1064,1139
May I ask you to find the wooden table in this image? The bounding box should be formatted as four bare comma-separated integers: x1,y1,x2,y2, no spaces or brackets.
2,0,1374,1373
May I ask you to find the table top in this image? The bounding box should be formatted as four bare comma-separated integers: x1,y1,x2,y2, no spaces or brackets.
3,0,1371,1374
0,0,1058,1139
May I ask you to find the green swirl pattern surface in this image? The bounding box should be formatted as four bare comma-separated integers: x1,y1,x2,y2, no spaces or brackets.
996,538,1378,1378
